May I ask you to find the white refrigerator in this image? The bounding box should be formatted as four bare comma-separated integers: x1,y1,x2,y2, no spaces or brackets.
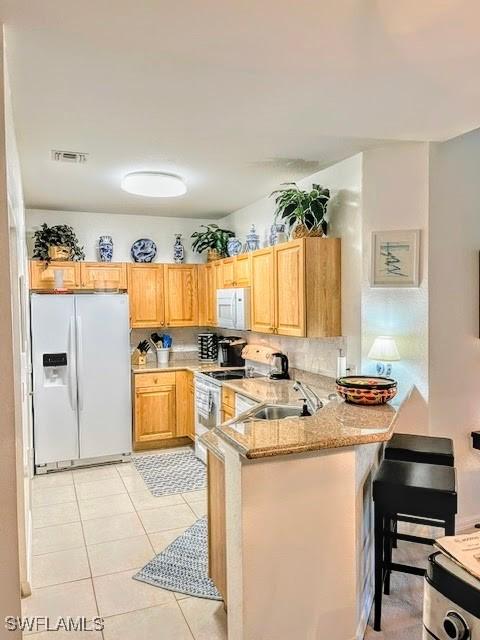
31,293,132,472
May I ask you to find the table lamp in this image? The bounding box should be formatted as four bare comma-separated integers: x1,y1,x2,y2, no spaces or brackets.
368,336,400,377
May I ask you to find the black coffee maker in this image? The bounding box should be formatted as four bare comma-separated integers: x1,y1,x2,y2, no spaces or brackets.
218,337,246,367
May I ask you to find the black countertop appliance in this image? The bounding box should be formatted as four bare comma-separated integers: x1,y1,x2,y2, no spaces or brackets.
218,337,246,367
269,352,290,380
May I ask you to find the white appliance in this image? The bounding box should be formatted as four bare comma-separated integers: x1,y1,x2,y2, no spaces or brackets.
31,293,132,472
194,373,222,463
235,393,256,416
423,551,480,639
216,288,251,330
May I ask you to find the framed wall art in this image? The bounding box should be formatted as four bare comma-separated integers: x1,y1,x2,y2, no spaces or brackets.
370,229,420,288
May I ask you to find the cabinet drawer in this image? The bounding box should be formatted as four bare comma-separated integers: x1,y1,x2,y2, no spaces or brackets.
222,386,236,410
134,371,176,388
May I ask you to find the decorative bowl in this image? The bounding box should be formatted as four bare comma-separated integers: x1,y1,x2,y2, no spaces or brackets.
336,376,397,406
131,238,157,263
227,237,243,257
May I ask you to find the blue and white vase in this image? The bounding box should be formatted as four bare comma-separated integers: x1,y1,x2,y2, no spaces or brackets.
173,234,185,263
269,223,286,246
227,237,242,256
244,224,260,252
98,235,113,262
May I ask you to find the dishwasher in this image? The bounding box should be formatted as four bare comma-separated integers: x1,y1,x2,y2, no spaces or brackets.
235,393,257,416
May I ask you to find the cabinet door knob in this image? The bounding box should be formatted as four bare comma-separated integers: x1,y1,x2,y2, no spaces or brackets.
153,377,158,384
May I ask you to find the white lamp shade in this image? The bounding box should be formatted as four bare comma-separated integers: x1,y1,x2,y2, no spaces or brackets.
368,336,400,362
121,172,187,197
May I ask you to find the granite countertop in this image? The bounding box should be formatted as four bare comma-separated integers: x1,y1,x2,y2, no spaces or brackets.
131,360,240,374
203,374,409,460
134,359,406,460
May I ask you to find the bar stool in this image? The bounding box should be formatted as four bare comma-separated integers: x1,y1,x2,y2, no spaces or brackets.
385,433,455,466
373,459,457,632
384,433,455,549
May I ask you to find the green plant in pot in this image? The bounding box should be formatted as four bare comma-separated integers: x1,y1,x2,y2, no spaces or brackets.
270,182,330,238
191,224,235,261
32,223,85,264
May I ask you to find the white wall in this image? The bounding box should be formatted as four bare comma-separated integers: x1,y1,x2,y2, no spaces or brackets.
26,209,217,263
361,144,430,414
0,29,22,635
429,130,480,527
221,154,363,375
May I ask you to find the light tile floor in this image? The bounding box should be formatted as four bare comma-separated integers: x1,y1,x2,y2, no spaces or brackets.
26,449,227,639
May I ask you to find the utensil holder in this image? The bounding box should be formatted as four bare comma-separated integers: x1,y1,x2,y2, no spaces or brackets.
156,347,170,365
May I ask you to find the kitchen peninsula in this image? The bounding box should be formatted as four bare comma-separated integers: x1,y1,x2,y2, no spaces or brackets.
201,377,410,640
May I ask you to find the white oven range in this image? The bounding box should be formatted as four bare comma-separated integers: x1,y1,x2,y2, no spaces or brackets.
194,372,222,464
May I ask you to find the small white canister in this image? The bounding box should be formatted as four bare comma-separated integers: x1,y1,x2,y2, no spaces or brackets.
156,347,170,366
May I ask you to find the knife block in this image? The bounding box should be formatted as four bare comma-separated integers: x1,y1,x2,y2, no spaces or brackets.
131,349,147,366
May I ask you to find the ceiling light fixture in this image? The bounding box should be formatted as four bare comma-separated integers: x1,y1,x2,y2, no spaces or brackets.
121,172,187,198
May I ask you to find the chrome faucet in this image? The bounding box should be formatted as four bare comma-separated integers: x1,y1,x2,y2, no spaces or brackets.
293,380,323,414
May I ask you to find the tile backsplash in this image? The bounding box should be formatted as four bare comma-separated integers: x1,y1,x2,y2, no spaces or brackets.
130,327,203,362
220,330,346,378
131,327,346,377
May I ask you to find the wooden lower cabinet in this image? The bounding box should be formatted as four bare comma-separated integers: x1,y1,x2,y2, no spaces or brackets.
133,370,195,449
134,372,176,448
221,386,235,422
208,450,227,604
175,370,195,440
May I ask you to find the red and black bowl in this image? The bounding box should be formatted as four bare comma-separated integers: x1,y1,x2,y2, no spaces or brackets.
336,376,397,406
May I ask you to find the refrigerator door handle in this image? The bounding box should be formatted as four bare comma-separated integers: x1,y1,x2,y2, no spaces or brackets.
76,315,84,411
68,315,77,411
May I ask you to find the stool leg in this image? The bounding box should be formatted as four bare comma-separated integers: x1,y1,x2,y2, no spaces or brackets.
445,515,455,536
392,517,398,548
383,516,392,596
374,504,384,632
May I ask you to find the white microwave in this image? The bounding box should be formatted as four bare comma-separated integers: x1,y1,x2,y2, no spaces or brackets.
216,288,251,330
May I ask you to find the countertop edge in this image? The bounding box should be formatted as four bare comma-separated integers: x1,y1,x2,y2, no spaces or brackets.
206,386,414,460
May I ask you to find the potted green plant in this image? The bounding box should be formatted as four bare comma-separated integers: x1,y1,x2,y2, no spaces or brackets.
270,182,330,238
191,224,235,261
32,223,85,264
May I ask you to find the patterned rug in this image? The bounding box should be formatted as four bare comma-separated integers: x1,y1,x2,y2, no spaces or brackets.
133,448,206,496
133,517,222,601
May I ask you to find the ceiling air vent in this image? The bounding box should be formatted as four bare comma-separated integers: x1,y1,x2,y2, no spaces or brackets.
51,150,88,163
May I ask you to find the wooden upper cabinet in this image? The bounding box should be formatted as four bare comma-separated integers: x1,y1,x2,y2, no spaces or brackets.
217,255,251,288
134,372,176,448
80,262,127,289
234,253,251,287
274,240,305,337
198,264,216,327
251,248,275,333
30,260,81,290
213,260,223,291
221,258,235,287
205,263,216,326
303,237,341,337
127,264,165,328
197,265,207,326
250,238,341,337
164,264,198,327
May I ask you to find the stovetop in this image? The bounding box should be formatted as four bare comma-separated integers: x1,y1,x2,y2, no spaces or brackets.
202,369,263,381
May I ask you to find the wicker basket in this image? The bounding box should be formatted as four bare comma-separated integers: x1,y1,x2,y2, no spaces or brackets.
48,245,71,261
207,249,222,262
291,224,324,239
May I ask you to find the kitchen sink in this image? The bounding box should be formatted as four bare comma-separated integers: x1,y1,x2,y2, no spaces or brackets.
251,405,301,420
